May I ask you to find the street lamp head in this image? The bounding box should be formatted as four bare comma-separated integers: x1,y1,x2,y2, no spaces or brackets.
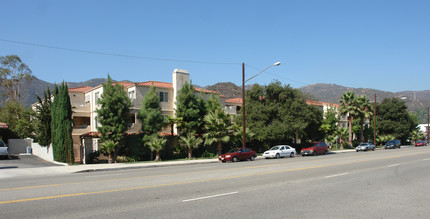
273,62,281,66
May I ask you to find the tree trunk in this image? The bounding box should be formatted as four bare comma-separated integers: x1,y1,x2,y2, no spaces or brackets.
155,151,160,162
217,140,222,156
348,118,353,147
188,147,192,159
360,118,365,143
108,153,112,164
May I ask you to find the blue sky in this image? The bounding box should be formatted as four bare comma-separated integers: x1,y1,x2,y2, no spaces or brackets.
1,0,429,92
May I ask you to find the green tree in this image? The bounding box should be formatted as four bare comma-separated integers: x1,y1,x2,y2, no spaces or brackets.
138,85,164,135
175,81,207,135
34,87,52,146
180,131,203,159
146,135,167,161
339,91,359,147
376,97,417,142
206,93,222,113
232,124,255,146
96,75,131,146
51,83,74,164
0,100,25,133
100,140,117,163
335,127,348,150
203,110,231,155
0,55,33,103
356,95,373,143
320,107,339,139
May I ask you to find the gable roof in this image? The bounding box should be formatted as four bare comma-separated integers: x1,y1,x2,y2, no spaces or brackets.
135,81,173,89
225,98,242,104
68,86,93,93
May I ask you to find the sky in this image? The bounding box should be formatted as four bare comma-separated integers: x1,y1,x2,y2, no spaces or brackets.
1,0,429,92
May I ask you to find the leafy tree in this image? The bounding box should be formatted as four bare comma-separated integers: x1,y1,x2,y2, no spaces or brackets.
180,131,203,159
0,100,25,133
138,85,164,135
335,127,348,150
51,83,74,164
14,110,35,139
339,91,359,147
0,55,33,103
175,81,207,136
356,95,373,142
34,88,52,146
206,93,222,113
203,110,231,155
320,107,339,139
96,75,131,145
232,124,255,146
146,135,167,161
376,97,417,142
238,82,323,151
100,140,117,163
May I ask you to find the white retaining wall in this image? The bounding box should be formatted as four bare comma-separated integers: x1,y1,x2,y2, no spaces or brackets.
31,141,54,162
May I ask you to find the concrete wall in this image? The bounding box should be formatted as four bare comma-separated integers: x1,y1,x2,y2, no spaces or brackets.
8,139,32,154
31,141,54,162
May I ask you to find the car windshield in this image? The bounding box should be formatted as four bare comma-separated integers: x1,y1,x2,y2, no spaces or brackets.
386,141,394,145
269,146,280,150
227,148,239,153
358,143,368,146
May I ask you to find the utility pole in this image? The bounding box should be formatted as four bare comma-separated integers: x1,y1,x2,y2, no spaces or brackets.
427,106,429,145
374,94,377,146
242,62,246,148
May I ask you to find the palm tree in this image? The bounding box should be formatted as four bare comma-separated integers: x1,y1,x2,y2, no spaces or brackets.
335,127,348,150
100,140,118,164
232,124,255,146
203,110,232,156
180,131,204,159
339,91,359,147
164,115,183,136
146,135,167,162
356,95,373,143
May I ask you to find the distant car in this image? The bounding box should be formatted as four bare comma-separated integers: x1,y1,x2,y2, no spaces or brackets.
219,148,257,163
0,140,9,159
301,142,328,156
263,145,296,159
415,140,426,147
385,140,401,149
356,142,376,152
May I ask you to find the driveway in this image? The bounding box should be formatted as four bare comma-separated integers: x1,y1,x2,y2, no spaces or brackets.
0,154,61,169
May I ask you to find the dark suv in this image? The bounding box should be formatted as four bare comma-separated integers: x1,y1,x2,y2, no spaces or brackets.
301,142,328,156
385,140,401,149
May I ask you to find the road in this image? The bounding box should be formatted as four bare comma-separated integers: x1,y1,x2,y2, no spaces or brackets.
1,146,429,218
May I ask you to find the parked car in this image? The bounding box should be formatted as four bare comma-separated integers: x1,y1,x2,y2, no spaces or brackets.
356,142,376,152
415,140,427,147
263,145,296,159
219,148,257,163
301,142,328,156
385,140,401,149
0,140,9,159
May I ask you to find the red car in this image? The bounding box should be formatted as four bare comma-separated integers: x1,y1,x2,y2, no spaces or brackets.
219,148,257,163
415,140,427,147
301,142,328,156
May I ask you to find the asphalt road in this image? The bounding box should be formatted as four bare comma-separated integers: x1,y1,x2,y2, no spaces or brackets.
0,154,62,169
1,146,429,218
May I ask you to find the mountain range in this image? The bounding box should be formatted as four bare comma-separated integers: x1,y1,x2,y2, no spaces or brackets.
12,78,430,123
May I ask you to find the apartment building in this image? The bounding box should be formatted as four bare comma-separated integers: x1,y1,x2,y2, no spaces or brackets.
69,69,226,163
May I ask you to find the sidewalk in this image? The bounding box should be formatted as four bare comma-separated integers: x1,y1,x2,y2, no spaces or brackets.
1,148,362,179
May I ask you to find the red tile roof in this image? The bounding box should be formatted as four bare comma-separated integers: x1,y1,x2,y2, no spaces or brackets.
135,81,173,88
68,86,93,93
0,122,8,129
195,88,226,98
306,100,339,108
113,81,135,88
225,98,243,104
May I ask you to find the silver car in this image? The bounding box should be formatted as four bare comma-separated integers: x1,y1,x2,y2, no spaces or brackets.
356,143,376,152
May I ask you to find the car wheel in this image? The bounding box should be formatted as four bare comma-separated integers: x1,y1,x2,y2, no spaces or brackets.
372,148,375,151
324,150,327,155
222,160,226,163
250,155,255,161
313,151,317,156
276,153,280,159
232,156,238,162
290,152,294,158
302,154,305,157
356,150,359,152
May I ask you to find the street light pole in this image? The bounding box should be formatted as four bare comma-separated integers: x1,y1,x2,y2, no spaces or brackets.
241,62,281,148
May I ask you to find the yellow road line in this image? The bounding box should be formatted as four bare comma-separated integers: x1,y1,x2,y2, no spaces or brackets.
0,151,423,205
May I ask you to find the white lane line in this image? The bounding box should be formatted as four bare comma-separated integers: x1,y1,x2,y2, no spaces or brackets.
423,158,430,161
85,173,122,178
182,191,239,202
387,164,400,167
325,173,349,178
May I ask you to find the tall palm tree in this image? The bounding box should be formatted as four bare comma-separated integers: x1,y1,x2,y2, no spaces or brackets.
203,110,232,156
335,127,348,150
100,140,118,164
356,95,373,143
180,131,203,159
339,91,359,147
232,124,255,146
146,135,167,162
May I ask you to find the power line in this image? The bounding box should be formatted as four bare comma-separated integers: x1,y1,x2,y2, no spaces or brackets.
0,38,240,65
245,64,310,86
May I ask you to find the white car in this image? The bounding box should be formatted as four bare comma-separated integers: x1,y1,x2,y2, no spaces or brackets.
263,145,296,159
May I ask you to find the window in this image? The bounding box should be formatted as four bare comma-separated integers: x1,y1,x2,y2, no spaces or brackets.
95,92,100,105
128,90,135,100
85,94,90,106
159,92,168,102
